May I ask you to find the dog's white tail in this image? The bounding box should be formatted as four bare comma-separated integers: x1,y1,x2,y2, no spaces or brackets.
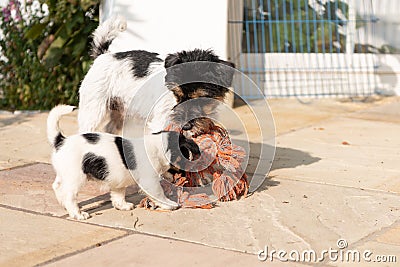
90,15,127,59
47,105,76,149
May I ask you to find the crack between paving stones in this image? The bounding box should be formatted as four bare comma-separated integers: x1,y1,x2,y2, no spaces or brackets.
230,201,261,251
345,115,400,125
0,200,342,265
35,233,131,267
269,176,400,197
259,194,312,251
0,203,137,235
343,219,400,251
0,162,42,172
85,221,267,256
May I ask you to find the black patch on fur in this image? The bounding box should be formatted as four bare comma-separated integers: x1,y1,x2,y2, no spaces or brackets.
164,132,200,169
54,132,65,151
180,136,200,160
91,39,112,59
114,50,162,78
114,137,136,170
82,133,100,144
82,153,109,180
164,49,235,103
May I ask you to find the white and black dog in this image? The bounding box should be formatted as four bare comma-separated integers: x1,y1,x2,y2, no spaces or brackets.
78,16,235,137
48,105,200,220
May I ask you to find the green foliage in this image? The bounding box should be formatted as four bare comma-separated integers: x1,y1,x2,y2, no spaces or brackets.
0,0,99,110
242,0,348,53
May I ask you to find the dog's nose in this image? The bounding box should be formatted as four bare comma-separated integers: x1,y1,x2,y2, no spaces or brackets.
182,122,192,131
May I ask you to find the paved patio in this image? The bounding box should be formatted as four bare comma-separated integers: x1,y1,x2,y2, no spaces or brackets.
0,96,399,266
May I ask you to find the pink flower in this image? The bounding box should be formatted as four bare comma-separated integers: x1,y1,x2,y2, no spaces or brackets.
9,0,21,10
2,0,22,23
2,7,10,15
2,7,11,22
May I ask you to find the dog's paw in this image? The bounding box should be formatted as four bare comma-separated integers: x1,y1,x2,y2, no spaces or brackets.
114,202,134,211
155,200,179,211
72,211,91,220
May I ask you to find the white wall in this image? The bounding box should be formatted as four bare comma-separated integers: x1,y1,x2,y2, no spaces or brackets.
239,53,377,97
353,0,400,95
103,0,229,60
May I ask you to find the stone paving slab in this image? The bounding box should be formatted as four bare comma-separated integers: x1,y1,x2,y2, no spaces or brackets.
0,163,68,216
346,97,400,124
1,97,399,266
0,207,127,267
45,234,308,267
0,111,78,170
270,117,400,194
80,178,400,256
5,160,398,260
256,97,394,135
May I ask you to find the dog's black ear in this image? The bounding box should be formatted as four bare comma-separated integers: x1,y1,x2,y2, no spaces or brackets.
165,53,185,101
217,59,236,88
179,136,200,160
179,145,190,160
219,59,235,69
165,53,182,68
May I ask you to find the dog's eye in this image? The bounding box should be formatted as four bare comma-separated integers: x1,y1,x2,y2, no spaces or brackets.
180,146,190,160
182,122,192,131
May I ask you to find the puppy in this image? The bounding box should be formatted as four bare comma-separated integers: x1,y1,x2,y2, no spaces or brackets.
48,105,200,220
78,16,235,137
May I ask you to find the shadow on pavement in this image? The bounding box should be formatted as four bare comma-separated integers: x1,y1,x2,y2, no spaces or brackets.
0,113,35,128
271,146,321,171
245,142,321,193
77,142,321,213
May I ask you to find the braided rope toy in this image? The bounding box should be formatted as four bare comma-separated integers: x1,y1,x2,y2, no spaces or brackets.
139,124,249,209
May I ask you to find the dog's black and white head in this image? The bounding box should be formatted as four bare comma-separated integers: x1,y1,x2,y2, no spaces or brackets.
164,49,235,137
154,131,200,170
165,49,235,102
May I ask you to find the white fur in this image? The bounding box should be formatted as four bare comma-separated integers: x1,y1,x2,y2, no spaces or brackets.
78,54,176,134
91,15,127,58
47,105,75,145
48,105,179,220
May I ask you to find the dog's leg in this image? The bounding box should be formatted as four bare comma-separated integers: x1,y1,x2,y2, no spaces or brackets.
110,187,134,210
64,192,90,220
52,176,64,206
53,174,90,220
78,98,108,133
